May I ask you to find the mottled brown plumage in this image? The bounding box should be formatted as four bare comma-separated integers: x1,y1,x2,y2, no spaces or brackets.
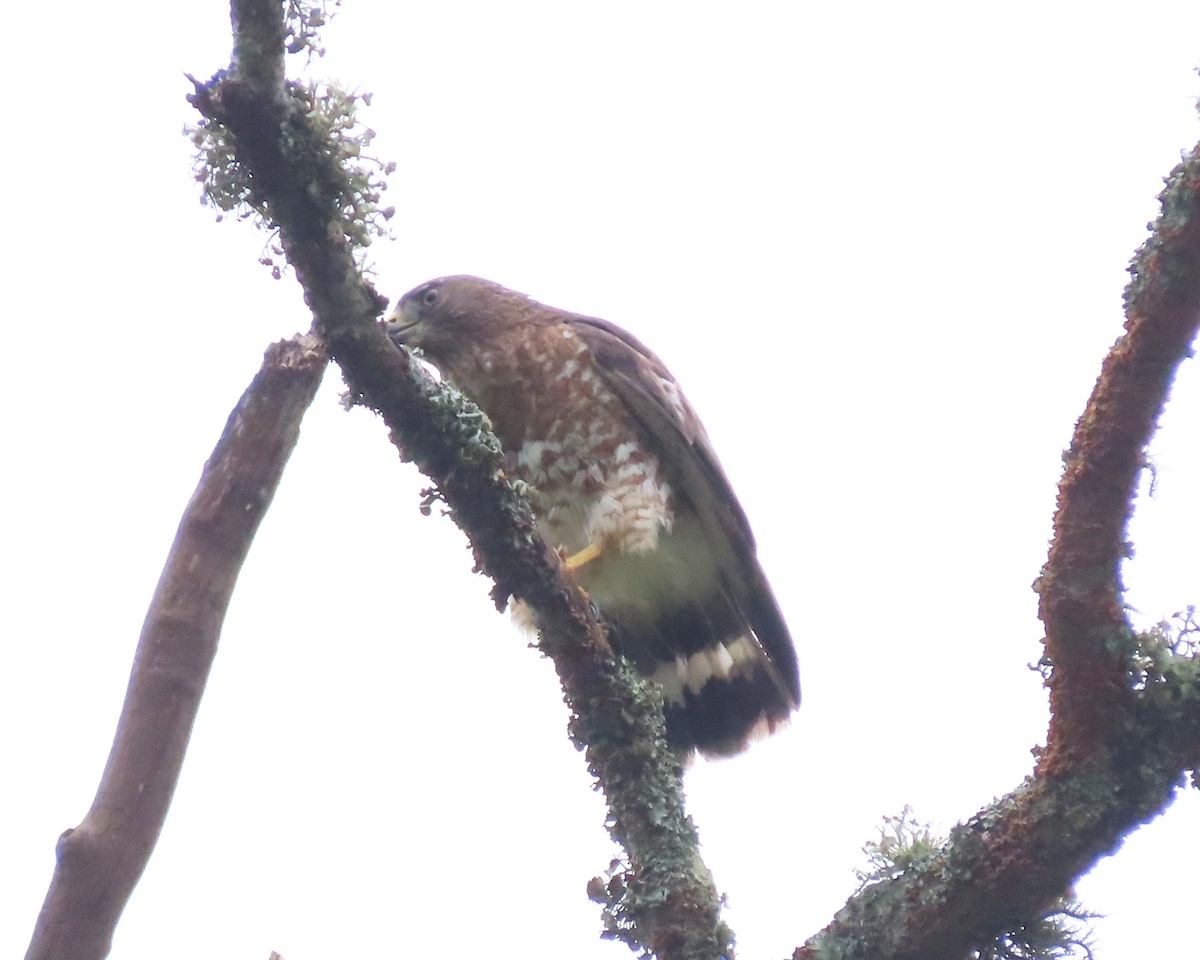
387,276,799,757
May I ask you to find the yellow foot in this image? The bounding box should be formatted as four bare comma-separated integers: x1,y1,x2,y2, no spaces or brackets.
563,541,604,572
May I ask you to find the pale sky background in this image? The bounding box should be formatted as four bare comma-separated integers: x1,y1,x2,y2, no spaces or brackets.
5,3,1200,959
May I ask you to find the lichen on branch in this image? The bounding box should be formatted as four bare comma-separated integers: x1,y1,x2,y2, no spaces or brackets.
186,2,732,958
188,72,394,276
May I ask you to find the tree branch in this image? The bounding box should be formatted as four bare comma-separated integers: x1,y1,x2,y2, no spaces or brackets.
1038,149,1200,770
795,146,1200,960
188,2,729,957
24,337,327,960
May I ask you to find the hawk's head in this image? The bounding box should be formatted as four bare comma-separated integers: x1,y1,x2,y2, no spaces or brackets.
386,275,535,358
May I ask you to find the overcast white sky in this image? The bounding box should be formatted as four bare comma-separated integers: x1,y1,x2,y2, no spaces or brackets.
5,3,1200,959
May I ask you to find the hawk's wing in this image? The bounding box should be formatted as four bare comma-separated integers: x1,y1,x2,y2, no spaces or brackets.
567,315,801,707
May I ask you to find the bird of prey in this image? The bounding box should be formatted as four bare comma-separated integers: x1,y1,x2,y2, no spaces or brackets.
387,276,799,757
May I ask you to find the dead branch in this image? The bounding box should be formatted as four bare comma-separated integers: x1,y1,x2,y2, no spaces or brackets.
24,337,327,960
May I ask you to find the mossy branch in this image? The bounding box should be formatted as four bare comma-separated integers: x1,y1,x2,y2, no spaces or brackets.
795,145,1200,960
188,1,729,957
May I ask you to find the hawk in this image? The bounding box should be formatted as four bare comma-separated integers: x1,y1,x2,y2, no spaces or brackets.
387,276,799,757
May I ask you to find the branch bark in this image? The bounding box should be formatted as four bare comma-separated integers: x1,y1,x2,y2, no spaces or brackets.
24,337,327,960
795,147,1200,960
1038,149,1200,770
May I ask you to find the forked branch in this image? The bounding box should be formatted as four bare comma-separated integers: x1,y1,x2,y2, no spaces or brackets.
796,148,1200,960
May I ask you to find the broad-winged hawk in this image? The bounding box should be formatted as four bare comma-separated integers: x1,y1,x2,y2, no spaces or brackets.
387,276,799,757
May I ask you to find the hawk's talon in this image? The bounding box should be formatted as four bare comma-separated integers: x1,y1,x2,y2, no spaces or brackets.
564,541,604,572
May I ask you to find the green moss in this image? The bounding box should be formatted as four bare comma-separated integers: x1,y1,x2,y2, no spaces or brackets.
571,659,732,960
423,381,502,465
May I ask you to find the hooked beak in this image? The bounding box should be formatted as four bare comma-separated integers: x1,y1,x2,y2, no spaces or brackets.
385,301,422,347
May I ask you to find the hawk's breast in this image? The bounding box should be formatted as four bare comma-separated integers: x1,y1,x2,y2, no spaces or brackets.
425,309,795,757
444,323,677,560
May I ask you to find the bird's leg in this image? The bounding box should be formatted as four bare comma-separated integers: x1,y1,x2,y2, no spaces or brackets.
563,541,604,572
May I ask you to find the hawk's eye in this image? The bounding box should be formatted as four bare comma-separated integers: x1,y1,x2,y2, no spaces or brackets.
421,287,440,307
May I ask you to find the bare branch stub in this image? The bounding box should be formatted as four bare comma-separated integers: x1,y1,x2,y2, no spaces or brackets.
24,338,327,960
